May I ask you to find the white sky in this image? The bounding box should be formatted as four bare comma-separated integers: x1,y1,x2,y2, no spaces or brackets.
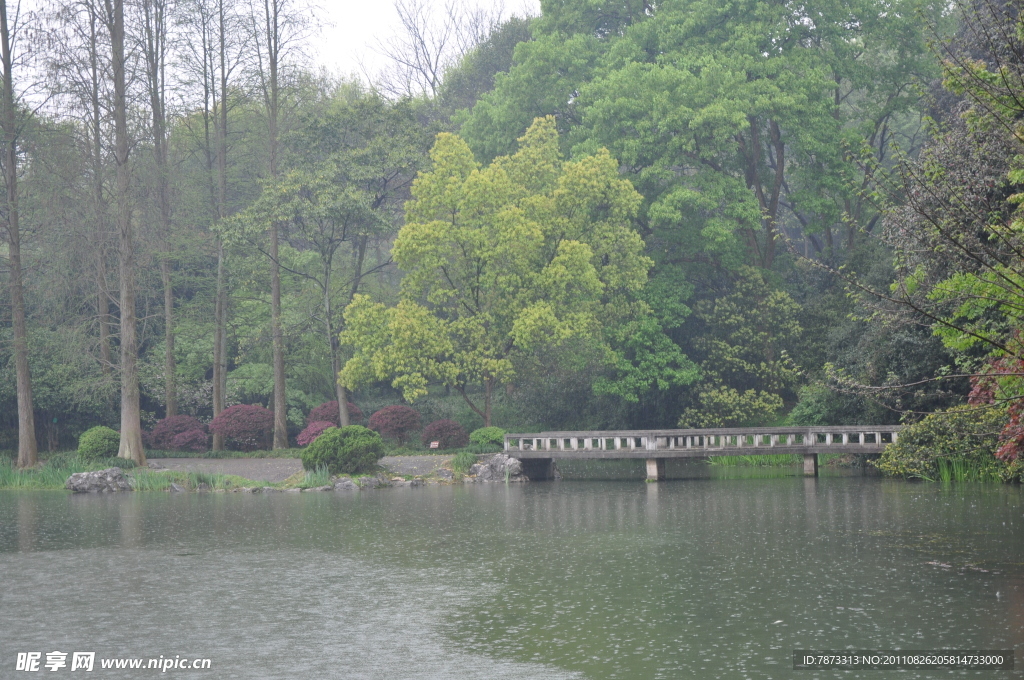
308,0,540,81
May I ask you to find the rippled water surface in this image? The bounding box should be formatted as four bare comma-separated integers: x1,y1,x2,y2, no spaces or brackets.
2,470,1024,679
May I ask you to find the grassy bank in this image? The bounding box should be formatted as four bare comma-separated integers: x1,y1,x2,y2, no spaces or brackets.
0,457,268,491
707,453,847,467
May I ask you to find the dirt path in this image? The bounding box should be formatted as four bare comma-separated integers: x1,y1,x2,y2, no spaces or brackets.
145,454,454,483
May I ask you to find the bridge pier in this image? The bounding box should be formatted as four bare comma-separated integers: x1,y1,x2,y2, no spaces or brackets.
646,458,666,481
520,458,556,481
803,453,818,477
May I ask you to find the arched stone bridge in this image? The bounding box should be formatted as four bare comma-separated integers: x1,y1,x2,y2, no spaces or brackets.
503,426,903,480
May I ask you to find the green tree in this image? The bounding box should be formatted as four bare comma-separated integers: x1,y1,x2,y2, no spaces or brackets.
678,267,802,427
340,117,692,426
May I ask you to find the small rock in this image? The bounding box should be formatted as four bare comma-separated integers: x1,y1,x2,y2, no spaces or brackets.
359,477,381,489
261,487,281,493
333,478,357,491
284,488,301,493
409,478,424,487
148,462,164,470
392,480,411,487
65,468,132,493
391,476,405,482
436,469,454,480
468,463,486,478
196,483,211,492
312,485,333,492
168,483,187,493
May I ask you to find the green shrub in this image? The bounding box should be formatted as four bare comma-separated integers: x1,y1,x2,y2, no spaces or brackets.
875,406,1007,480
300,425,384,475
469,426,506,447
451,450,478,474
77,426,120,461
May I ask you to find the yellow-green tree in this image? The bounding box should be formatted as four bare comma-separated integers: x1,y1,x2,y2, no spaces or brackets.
340,116,671,426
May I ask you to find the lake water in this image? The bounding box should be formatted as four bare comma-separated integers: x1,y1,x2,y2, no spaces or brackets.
2,467,1024,679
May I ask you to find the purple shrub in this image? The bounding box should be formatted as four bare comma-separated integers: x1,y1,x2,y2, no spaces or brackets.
171,428,209,452
307,401,364,426
297,421,334,447
209,404,274,451
421,419,469,449
150,415,207,450
368,405,422,446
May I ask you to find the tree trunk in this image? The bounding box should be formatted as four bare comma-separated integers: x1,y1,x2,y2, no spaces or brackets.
0,0,39,469
270,222,288,448
143,0,175,418
161,259,176,416
89,4,111,376
107,0,145,465
212,241,226,450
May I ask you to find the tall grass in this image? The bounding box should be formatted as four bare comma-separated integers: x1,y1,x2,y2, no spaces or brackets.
0,459,83,489
933,457,1002,483
450,450,478,474
300,466,331,488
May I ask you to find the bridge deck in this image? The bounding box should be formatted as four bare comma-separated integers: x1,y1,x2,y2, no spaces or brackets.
503,426,901,465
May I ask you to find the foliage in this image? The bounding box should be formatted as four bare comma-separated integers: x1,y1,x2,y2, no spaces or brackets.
208,404,275,451
299,425,385,475
450,449,478,474
469,426,506,447
461,0,935,268
421,419,469,449
875,406,1007,479
77,426,120,461
678,268,801,427
150,415,207,450
171,429,209,452
341,117,693,425
308,401,364,426
297,420,334,447
367,405,422,445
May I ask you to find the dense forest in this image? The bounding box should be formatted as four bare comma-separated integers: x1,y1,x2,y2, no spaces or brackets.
2,0,1024,474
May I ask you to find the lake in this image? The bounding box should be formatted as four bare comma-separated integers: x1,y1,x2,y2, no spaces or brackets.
2,466,1023,678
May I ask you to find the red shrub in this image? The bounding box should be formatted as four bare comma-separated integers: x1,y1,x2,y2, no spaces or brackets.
171,428,209,452
150,415,207,450
297,421,334,447
208,404,274,451
368,405,422,445
307,401,364,426
421,419,469,449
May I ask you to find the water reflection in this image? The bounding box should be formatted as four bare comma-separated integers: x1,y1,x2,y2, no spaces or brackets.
1,478,1022,680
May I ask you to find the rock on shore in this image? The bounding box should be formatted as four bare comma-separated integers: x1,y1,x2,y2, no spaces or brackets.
65,468,133,493
469,454,527,482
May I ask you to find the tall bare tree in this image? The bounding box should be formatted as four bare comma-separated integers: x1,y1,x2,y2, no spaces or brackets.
103,0,145,464
139,0,177,417
47,0,115,379
373,0,504,98
0,0,39,468
178,0,241,448
247,0,309,448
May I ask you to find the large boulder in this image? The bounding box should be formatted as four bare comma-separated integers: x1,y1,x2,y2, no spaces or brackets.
472,454,525,482
65,468,132,493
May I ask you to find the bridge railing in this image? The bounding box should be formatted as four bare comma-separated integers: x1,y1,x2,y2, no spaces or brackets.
503,425,902,454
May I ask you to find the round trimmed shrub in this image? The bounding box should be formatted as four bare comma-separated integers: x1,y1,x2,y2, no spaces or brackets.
150,415,207,450
421,419,469,449
171,428,209,452
307,401,364,426
208,404,274,451
300,425,385,475
469,426,506,447
368,405,422,445
78,426,120,461
297,420,333,447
